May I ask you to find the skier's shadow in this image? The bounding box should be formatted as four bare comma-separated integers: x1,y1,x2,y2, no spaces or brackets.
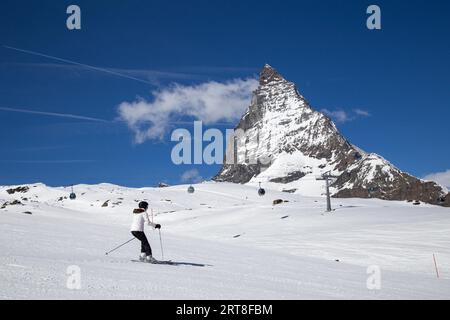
162,261,212,267
335,205,360,209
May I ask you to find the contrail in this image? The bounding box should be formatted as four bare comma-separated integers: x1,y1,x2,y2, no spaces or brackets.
0,160,96,164
167,120,234,126
3,45,154,85
0,107,111,123
0,107,233,126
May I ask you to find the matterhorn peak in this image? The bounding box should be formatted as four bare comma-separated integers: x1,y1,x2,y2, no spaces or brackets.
259,64,285,85
214,65,449,207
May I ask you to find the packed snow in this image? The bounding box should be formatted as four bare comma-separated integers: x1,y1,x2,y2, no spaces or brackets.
0,182,449,299
250,151,338,196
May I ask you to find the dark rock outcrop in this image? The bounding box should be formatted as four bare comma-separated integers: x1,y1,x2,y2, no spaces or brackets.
158,182,170,188
269,171,307,184
6,186,29,194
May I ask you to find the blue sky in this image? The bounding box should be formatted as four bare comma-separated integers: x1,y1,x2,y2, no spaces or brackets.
0,0,449,187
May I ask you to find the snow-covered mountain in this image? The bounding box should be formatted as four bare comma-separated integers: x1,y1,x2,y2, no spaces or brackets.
214,65,450,207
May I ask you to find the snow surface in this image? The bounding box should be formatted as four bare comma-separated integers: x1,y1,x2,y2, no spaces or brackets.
0,182,449,299
250,151,337,196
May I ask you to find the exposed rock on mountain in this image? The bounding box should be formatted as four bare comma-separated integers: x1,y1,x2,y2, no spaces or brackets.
6,186,29,194
332,153,448,205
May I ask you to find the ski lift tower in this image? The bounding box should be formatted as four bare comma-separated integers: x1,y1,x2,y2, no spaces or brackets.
316,171,338,212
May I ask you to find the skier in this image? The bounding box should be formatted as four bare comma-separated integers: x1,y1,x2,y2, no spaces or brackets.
130,201,161,263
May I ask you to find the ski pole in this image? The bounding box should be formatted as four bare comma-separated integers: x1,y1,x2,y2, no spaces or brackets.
105,237,136,255
158,229,164,260
433,253,440,279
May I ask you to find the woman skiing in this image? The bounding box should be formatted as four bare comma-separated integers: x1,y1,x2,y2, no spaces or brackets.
130,201,161,263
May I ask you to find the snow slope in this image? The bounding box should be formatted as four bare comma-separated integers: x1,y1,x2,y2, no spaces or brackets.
0,182,449,299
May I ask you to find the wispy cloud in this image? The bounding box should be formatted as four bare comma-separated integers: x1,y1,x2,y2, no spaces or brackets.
423,170,450,189
321,108,371,123
176,66,259,74
2,62,200,85
2,45,156,85
12,145,68,152
118,78,258,143
0,107,110,123
180,169,203,183
353,109,371,117
321,109,350,123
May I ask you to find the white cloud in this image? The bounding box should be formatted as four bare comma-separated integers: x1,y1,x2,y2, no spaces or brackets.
180,169,203,183
321,108,371,123
321,109,350,123
353,109,371,117
118,78,258,143
423,170,450,189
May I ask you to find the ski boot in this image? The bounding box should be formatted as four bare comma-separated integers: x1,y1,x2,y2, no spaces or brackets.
145,255,158,264
139,253,147,262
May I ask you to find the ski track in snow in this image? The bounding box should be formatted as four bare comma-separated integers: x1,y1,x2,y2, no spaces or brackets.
0,182,449,299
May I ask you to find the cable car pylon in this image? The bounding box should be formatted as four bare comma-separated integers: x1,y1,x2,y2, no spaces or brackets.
316,171,338,212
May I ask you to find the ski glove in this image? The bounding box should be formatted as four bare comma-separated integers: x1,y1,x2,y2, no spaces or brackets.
155,224,161,229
